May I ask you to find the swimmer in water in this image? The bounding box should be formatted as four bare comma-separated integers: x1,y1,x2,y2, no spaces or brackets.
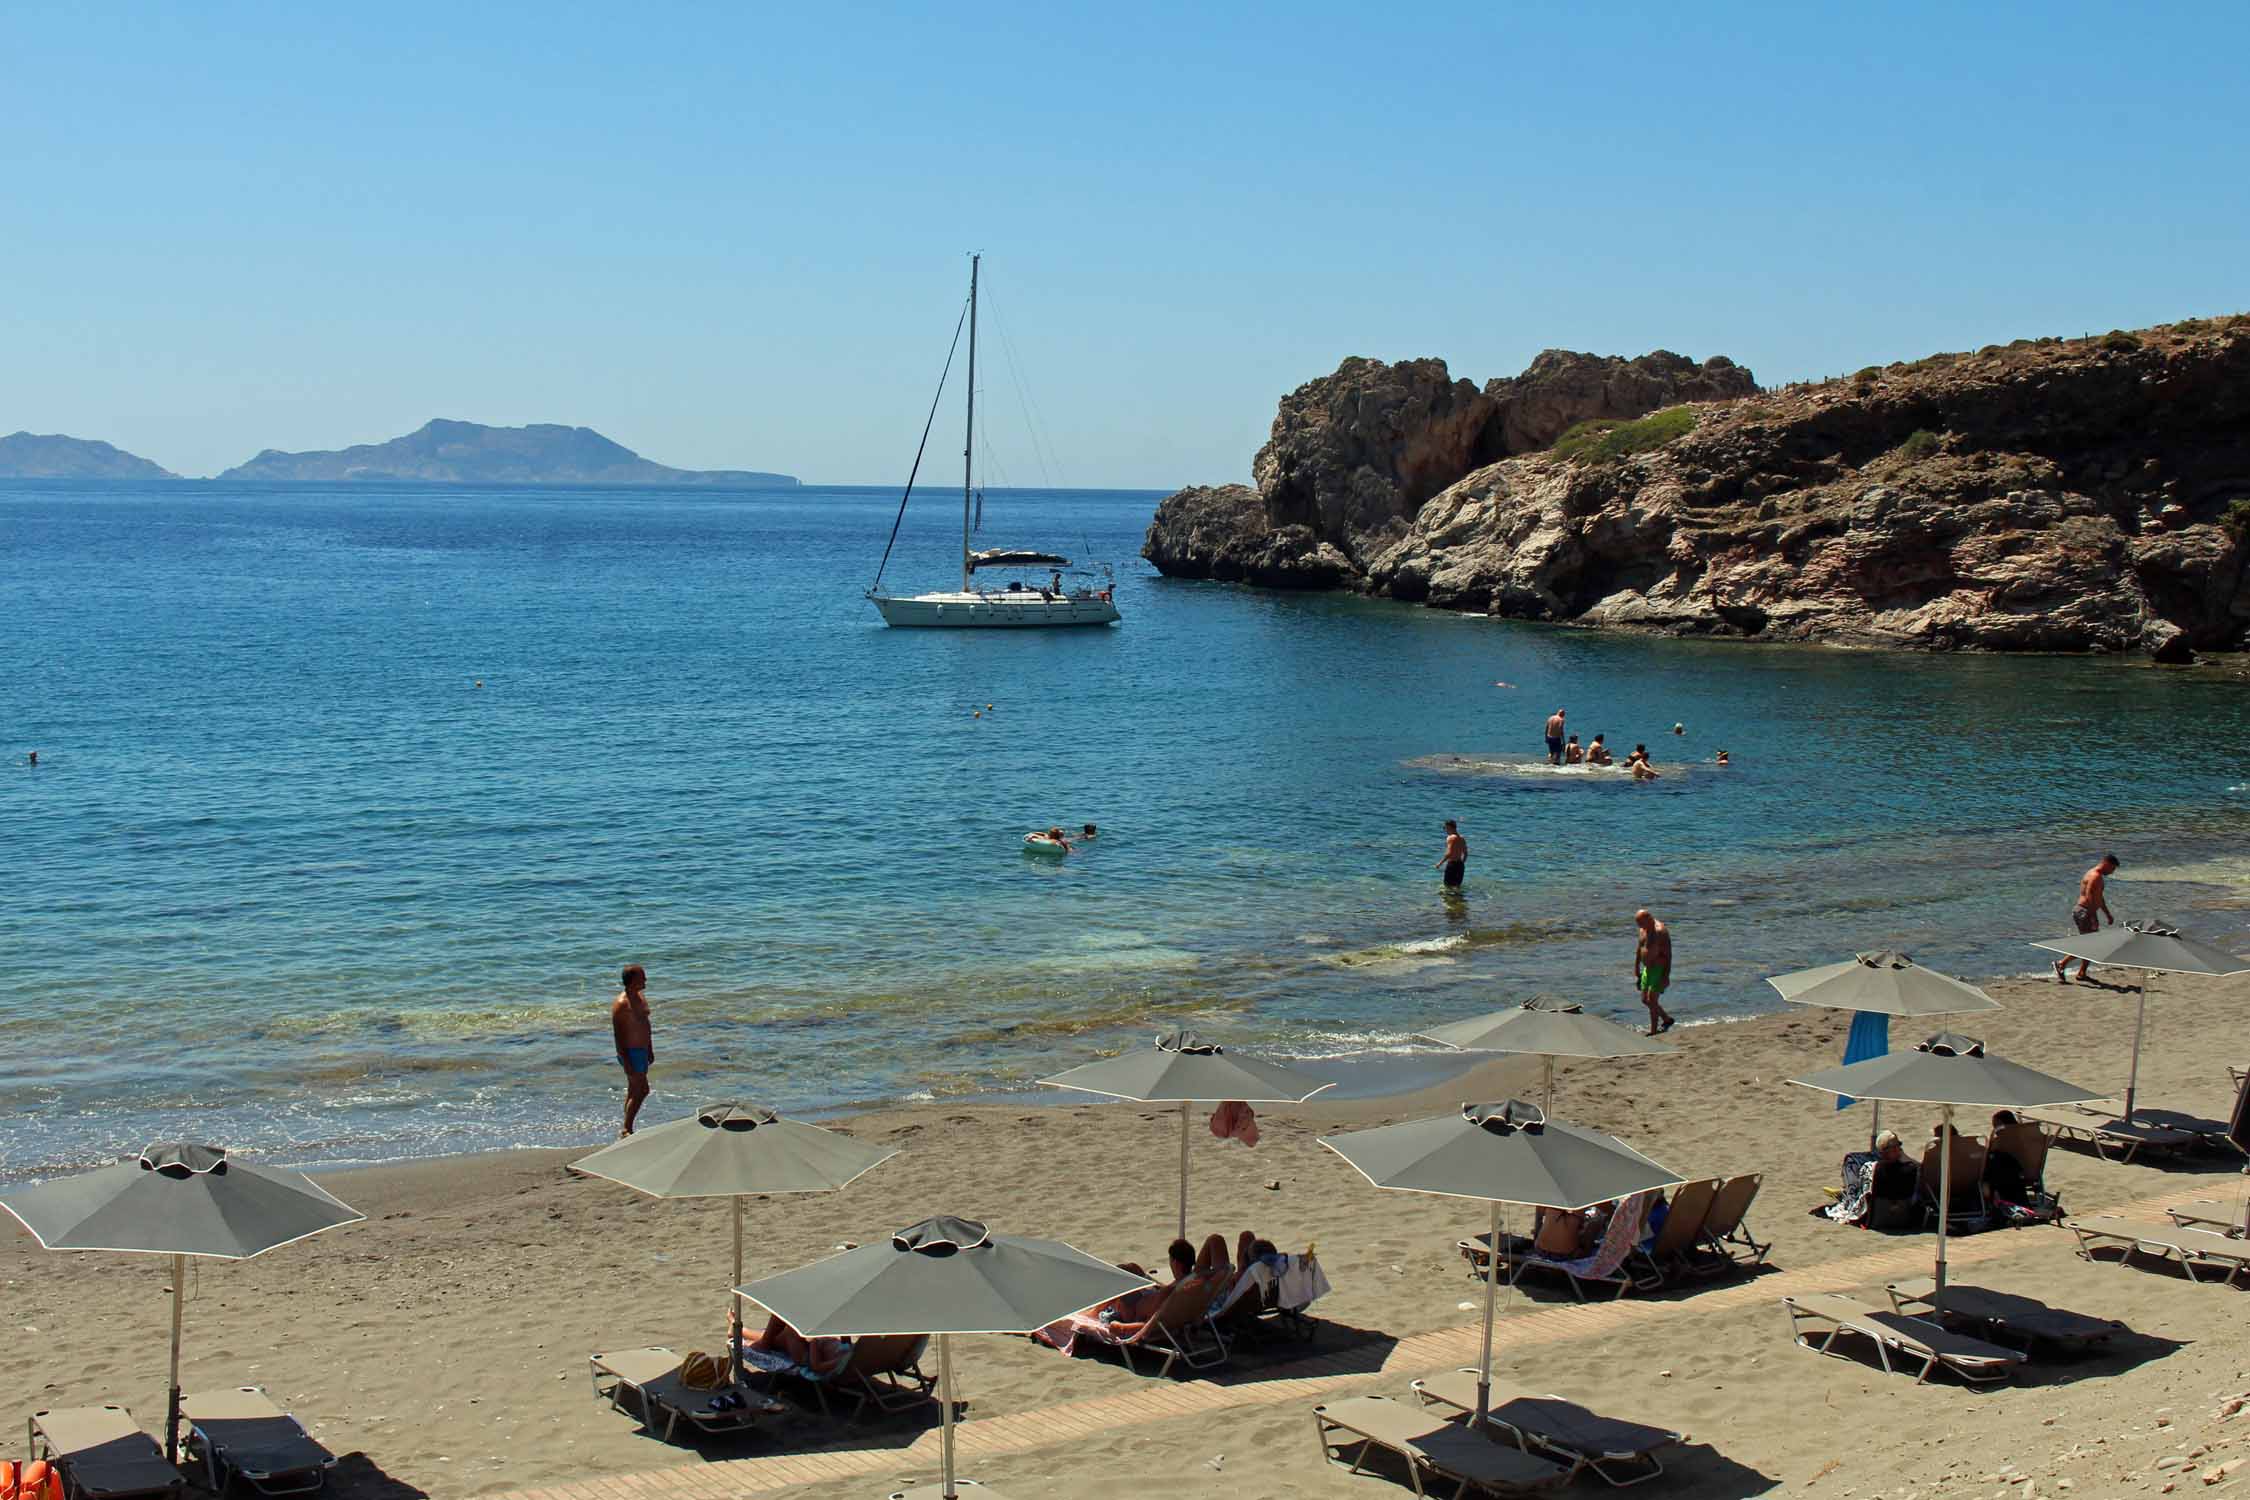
25,751,35,767
1493,681,1516,689
1081,823,1098,839
1563,734,1583,765
1046,826,1074,853
1585,735,1612,767
1627,745,1661,780
1715,749,1730,766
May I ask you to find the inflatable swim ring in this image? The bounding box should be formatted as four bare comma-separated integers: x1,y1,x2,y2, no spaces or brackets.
1023,833,1069,857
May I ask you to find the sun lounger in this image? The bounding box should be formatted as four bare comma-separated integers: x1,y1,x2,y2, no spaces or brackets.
2165,1201,2248,1237
1692,1173,1770,1273
1462,1193,1653,1302
1214,1251,1330,1344
2066,1216,2250,1287
27,1405,184,1500
758,1334,937,1421
1883,1278,2124,1354
587,1346,781,1442
1780,1294,2025,1385
1409,1371,1684,1488
1313,1395,1571,1497
176,1389,335,1496
2023,1107,2197,1164
1629,1178,1719,1290
1061,1272,1227,1377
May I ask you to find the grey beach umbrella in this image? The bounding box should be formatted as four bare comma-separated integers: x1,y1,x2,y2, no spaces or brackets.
1416,994,1675,1111
1768,951,2003,1145
1768,951,2002,1018
1791,1033,2098,1292
736,1216,1149,1500
2029,919,2250,1119
1039,1029,1333,1239
1321,1102,1682,1428
570,1103,896,1380
0,1142,363,1460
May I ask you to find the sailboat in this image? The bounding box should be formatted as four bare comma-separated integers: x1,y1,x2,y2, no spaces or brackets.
867,255,1122,628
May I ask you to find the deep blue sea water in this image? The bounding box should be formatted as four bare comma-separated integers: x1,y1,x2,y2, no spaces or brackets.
5,479,2249,1177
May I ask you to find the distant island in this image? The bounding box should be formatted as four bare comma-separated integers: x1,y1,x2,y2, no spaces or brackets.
217,419,798,487
0,431,177,479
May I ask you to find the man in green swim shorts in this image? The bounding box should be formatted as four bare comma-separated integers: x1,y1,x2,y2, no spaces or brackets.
1633,909,1677,1035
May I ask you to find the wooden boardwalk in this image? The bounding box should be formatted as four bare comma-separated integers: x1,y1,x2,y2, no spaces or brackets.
497,1190,2181,1500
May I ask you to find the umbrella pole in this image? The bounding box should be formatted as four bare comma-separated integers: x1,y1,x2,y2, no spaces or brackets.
165,1252,185,1463
1476,1201,1501,1426
1178,1100,1191,1242
938,1331,958,1500
1541,1057,1555,1116
2124,970,2151,1121
1870,1100,1882,1156
728,1196,745,1384
1934,1105,1953,1296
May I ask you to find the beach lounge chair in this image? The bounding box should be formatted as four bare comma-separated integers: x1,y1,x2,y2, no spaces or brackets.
26,1405,184,1500
1313,1395,1571,1497
2165,1200,2248,1237
1780,1294,2025,1385
1883,1278,2124,1355
2023,1106,2196,1164
1985,1121,2053,1193
1629,1178,1719,1290
1064,1272,1227,1377
759,1334,937,1421
1213,1251,1330,1344
176,1389,336,1495
1691,1173,1770,1273
586,1347,780,1443
1461,1193,1653,1302
1917,1136,1989,1233
1409,1371,1685,1488
2065,1216,2250,1287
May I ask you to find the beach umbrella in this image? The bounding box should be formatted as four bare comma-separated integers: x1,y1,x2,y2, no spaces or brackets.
1320,1102,1682,1428
1416,994,1675,1112
1791,1033,2097,1292
1768,951,2002,1140
570,1102,896,1380
2028,919,2250,1119
0,1142,363,1461
1038,1029,1333,1239
736,1216,1149,1500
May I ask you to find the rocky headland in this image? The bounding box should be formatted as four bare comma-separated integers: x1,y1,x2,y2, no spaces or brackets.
0,431,176,479
1144,321,2250,658
219,419,797,487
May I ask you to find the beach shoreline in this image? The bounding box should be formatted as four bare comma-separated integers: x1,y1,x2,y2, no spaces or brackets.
8,966,2247,1498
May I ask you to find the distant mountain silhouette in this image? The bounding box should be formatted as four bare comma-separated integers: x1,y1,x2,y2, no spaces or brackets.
0,431,177,479
217,419,797,486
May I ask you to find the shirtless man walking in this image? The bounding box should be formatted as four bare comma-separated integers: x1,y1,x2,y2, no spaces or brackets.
2055,854,2119,982
1545,709,1567,765
1435,819,1469,891
1633,910,1677,1034
611,963,654,1136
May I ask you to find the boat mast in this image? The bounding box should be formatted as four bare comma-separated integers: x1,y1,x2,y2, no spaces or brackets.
960,253,979,594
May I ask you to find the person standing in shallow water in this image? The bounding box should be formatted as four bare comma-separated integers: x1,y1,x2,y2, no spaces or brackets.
1435,819,1468,891
611,963,654,1136
1544,709,1567,765
1633,909,1677,1034
2055,854,2119,983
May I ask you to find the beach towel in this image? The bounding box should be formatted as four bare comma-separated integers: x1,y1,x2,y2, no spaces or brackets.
1837,1011,1890,1109
1276,1252,1331,1310
1209,1100,1259,1146
1823,1151,1877,1223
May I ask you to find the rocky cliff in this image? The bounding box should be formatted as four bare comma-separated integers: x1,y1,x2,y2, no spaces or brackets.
0,431,176,479
219,419,797,487
1145,322,2250,657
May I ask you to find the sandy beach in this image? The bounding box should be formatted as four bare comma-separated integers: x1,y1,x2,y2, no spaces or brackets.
7,967,2247,1499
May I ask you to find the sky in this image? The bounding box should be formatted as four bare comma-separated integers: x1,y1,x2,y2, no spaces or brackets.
3,2,2247,486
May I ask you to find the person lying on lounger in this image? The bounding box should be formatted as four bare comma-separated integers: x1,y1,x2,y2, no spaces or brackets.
1105,1236,1231,1342
743,1313,852,1378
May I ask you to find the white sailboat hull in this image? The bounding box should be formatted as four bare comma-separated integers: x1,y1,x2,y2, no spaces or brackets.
869,591,1121,628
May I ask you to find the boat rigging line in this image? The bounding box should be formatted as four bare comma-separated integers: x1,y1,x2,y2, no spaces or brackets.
869,293,971,593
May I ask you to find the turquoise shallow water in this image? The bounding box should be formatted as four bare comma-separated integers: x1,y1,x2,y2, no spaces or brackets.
4,480,2249,1177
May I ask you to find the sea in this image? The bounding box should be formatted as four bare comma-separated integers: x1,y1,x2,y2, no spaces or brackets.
5,479,2249,1179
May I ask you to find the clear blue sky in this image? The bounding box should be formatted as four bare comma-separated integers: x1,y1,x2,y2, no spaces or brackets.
4,2,2245,484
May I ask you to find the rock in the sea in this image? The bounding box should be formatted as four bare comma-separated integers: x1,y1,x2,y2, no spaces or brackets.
1140,483,1353,588
1146,318,2250,655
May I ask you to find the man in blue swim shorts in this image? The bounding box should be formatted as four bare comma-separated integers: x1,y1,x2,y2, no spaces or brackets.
611,962,654,1136
1544,707,1567,765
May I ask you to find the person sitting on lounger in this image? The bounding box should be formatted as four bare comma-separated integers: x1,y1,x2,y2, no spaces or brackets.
1532,1206,1592,1256
1983,1110,2046,1209
1104,1237,1213,1342
743,1313,852,1378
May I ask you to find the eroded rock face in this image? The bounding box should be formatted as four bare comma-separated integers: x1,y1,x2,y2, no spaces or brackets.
1139,484,1354,589
1146,322,2250,654
1483,350,1756,454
